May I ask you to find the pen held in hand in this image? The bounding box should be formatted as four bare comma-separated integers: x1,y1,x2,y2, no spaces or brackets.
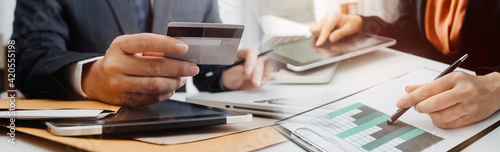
205,49,274,77
387,54,468,125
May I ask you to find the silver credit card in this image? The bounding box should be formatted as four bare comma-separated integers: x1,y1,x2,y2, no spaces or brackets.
164,22,244,65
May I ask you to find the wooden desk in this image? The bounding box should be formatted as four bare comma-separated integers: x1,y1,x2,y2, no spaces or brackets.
1,121,286,152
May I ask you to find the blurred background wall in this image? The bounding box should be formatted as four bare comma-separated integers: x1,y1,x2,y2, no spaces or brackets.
0,0,16,70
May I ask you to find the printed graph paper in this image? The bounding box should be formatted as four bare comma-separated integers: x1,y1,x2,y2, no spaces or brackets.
310,102,443,152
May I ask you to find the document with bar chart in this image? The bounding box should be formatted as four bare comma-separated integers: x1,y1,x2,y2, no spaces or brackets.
309,102,442,152
277,68,500,152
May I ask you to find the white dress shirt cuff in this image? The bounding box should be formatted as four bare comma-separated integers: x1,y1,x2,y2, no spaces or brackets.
68,56,104,98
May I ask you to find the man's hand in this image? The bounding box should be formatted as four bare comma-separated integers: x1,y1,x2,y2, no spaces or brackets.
221,48,275,90
82,33,199,106
396,72,500,128
310,13,362,46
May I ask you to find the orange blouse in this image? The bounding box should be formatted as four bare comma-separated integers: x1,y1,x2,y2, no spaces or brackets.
425,0,468,55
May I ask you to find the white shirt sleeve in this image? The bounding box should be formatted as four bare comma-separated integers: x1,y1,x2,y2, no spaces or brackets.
68,56,104,98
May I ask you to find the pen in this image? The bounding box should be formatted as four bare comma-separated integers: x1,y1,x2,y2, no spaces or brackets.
387,54,469,125
205,49,274,77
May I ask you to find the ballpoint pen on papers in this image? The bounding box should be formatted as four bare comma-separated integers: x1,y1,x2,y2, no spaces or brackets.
387,54,469,125
205,49,274,77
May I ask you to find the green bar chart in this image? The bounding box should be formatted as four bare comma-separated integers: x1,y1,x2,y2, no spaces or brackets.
310,102,443,152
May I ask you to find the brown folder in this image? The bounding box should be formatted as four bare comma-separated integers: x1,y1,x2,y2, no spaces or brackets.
0,118,286,152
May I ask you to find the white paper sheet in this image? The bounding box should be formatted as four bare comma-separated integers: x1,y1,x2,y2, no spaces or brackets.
278,68,500,152
0,109,105,119
122,117,277,145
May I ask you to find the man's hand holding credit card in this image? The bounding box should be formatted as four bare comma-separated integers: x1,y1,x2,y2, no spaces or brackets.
165,22,244,65
164,22,275,91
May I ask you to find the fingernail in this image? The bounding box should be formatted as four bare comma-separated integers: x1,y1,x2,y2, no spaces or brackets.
190,65,199,75
176,43,189,53
330,36,337,42
269,73,277,80
181,77,188,84
405,86,409,92
245,66,253,76
316,41,321,46
253,77,262,87
396,100,404,108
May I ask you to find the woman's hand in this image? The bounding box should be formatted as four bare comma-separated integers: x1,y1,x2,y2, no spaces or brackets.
397,71,500,128
310,13,362,46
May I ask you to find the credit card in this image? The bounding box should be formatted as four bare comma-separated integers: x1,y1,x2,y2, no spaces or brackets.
165,22,244,65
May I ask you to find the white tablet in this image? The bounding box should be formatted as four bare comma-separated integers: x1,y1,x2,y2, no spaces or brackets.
269,33,396,71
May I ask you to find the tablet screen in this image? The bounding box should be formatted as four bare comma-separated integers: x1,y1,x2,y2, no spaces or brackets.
270,33,395,67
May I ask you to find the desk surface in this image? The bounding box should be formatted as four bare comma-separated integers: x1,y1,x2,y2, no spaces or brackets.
2,48,498,151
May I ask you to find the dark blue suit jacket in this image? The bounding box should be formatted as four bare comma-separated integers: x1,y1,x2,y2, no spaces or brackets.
12,0,226,100
360,0,500,74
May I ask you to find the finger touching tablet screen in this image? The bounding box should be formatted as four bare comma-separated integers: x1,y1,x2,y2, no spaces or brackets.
269,33,396,71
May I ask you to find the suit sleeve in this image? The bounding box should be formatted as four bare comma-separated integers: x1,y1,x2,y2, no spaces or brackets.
193,0,227,92
12,0,101,100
